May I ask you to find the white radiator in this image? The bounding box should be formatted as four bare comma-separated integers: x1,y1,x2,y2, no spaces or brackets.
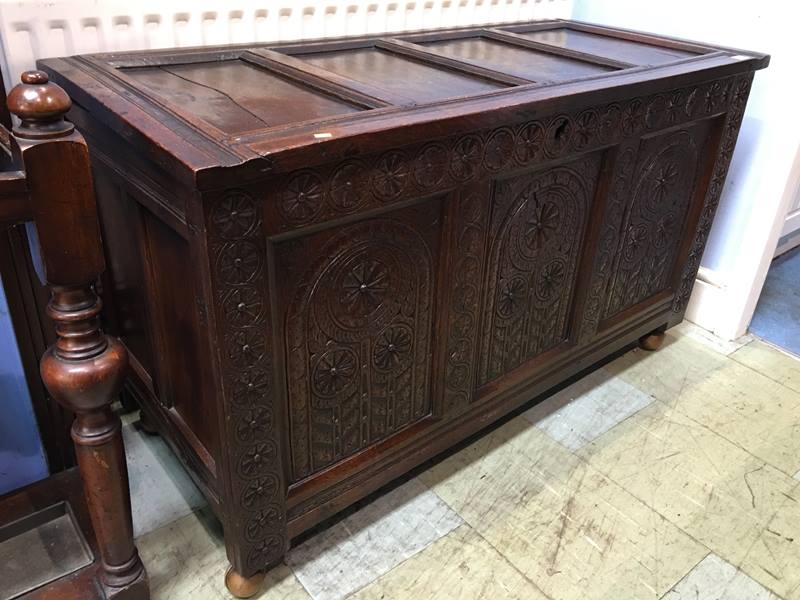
0,0,572,89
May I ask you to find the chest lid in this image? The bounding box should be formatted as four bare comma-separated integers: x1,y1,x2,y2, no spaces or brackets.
40,19,768,190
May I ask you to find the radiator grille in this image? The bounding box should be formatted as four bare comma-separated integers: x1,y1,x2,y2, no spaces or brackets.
0,0,572,89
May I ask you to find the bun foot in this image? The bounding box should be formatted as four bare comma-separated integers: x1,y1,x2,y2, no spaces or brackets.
225,566,265,599
638,331,665,351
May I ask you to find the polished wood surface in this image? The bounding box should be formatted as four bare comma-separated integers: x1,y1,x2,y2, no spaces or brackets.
301,47,505,101
3,71,148,599
125,61,364,133
518,27,697,65
420,36,613,81
0,171,30,223
40,19,768,596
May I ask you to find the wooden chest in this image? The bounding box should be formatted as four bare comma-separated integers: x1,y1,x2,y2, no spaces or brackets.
41,19,767,588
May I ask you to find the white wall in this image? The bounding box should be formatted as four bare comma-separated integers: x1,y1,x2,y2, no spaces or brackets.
572,0,800,340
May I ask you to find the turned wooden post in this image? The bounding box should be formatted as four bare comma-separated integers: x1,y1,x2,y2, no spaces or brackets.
7,71,147,591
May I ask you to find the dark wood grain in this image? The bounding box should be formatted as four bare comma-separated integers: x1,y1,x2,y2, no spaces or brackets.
298,45,506,102
418,36,614,82
0,170,30,224
375,38,530,86
242,49,413,107
482,28,635,69
38,20,767,598
125,61,364,134
512,26,698,65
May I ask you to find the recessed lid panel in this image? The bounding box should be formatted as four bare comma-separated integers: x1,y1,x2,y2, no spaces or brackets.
516,28,699,65
298,47,505,103
46,19,766,181
123,60,364,134
419,37,614,82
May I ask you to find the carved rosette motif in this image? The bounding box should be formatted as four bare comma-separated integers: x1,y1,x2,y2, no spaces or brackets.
442,186,491,414
479,158,601,384
284,218,435,479
208,190,286,573
414,143,448,187
673,74,753,312
330,160,370,212
450,135,483,180
483,127,515,171
372,151,410,200
268,75,745,238
279,170,324,224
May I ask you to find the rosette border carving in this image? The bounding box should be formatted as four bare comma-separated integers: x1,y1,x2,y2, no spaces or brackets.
272,74,746,236
673,74,754,313
208,189,287,573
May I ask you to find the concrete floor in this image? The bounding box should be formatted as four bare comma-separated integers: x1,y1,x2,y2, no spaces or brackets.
125,321,800,599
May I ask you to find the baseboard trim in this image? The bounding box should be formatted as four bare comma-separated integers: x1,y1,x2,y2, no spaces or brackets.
685,277,721,333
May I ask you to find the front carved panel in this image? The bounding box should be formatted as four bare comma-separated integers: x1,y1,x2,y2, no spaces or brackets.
479,156,602,384
280,203,440,481
604,124,708,318
204,72,752,543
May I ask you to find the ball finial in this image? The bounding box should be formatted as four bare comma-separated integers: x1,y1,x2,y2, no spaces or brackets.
20,70,49,85
7,69,73,139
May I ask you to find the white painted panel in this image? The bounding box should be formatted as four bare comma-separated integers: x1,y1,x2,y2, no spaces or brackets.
778,145,800,250
0,0,572,90
792,189,800,213
782,210,800,238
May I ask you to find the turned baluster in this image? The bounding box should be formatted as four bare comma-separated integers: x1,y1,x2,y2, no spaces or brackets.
7,71,147,591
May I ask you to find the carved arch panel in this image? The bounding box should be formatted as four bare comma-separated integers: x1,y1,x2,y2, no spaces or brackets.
479,155,603,385
280,203,440,481
604,124,710,319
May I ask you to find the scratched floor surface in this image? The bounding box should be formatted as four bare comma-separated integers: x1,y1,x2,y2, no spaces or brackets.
129,321,800,599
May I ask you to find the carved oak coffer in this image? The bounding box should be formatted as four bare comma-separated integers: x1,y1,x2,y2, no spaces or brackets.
41,19,767,589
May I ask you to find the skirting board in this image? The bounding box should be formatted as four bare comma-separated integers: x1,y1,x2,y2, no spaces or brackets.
685,267,725,335
776,211,800,256
775,230,800,257
782,208,800,237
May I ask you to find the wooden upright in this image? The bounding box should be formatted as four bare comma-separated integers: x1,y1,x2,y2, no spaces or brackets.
6,71,148,598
